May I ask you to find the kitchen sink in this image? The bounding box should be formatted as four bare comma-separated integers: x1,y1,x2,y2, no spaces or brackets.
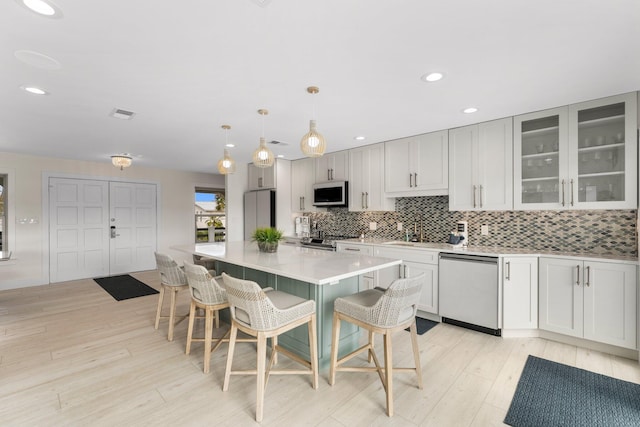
382,241,418,247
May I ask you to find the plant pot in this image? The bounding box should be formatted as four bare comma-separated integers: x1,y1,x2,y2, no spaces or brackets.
257,241,278,253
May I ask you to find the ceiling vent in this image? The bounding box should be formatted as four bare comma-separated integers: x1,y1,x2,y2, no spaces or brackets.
269,140,288,146
250,0,272,7
110,108,136,120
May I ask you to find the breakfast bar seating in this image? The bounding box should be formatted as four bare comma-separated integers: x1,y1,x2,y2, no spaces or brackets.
329,274,425,417
221,272,318,423
154,252,189,341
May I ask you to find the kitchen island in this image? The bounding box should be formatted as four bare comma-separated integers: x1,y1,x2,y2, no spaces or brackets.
173,241,402,369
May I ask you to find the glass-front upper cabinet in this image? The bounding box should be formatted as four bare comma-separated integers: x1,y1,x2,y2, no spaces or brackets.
514,93,637,210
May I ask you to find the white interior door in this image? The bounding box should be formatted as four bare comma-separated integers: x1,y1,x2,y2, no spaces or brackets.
49,178,110,282
109,182,157,275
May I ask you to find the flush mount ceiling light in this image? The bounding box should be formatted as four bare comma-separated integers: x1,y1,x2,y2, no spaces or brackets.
421,72,444,82
252,109,275,168
20,85,48,95
17,0,63,18
300,86,326,158
354,136,366,141
111,154,132,170
463,107,478,114
217,125,236,175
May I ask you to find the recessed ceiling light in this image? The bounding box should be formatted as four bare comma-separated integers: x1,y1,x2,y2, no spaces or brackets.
463,107,478,114
354,136,366,141
20,85,48,95
17,0,63,18
225,143,235,148
421,72,444,82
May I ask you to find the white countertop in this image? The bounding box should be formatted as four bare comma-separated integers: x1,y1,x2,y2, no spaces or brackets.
172,241,402,285
337,239,638,264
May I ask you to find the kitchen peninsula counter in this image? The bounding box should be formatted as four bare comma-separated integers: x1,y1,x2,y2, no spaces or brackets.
172,241,402,369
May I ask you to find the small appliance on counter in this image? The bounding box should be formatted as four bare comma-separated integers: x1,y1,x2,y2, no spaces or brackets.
295,216,310,238
447,221,468,248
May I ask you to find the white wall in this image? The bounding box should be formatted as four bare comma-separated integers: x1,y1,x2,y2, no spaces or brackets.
0,151,223,290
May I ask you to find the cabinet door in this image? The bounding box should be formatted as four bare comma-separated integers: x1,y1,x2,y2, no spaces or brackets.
477,118,513,210
448,125,478,210
538,257,583,338
502,257,538,330
349,144,393,212
384,137,412,193
248,163,276,190
348,147,367,211
291,158,316,212
404,261,438,314
514,107,569,210
315,151,349,182
569,93,637,209
583,261,636,349
414,130,448,193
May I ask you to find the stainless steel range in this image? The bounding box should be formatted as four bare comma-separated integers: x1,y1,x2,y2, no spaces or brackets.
300,235,356,251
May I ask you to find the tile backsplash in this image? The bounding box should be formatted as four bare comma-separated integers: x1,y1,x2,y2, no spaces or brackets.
304,196,638,257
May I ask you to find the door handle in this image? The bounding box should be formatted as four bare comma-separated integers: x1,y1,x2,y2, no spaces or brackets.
110,226,116,238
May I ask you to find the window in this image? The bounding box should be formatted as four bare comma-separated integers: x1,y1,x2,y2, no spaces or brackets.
195,188,225,243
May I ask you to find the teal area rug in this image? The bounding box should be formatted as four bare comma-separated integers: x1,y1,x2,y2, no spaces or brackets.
505,355,640,427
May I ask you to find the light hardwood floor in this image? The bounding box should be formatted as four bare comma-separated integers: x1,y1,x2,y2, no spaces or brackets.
2,271,640,426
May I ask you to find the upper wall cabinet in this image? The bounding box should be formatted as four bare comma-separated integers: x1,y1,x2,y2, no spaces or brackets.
384,130,448,197
291,157,318,212
315,151,349,183
349,143,395,212
248,162,276,190
448,118,513,211
514,93,637,210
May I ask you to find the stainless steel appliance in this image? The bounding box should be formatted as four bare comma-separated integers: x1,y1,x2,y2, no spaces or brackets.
300,235,356,251
244,190,275,241
312,181,348,207
439,252,500,335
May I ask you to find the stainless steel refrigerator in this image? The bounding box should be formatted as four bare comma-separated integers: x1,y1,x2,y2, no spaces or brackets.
244,190,276,241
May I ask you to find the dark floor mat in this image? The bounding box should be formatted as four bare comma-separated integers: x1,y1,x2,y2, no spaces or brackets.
94,274,159,301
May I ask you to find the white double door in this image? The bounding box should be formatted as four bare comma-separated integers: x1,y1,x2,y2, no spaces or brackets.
49,178,157,282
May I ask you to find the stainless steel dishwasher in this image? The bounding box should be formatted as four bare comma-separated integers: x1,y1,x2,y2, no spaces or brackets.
439,252,500,336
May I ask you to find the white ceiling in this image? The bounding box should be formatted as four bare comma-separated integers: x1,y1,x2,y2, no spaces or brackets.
1,0,639,174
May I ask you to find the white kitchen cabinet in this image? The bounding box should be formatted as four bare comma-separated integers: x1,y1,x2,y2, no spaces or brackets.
315,150,348,183
539,257,636,349
502,256,538,330
248,162,276,190
514,93,637,210
384,130,448,197
336,242,374,291
349,143,394,212
448,118,513,211
291,158,317,212
374,246,439,315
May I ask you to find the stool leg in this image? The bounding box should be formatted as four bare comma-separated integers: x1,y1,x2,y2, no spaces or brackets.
256,332,267,423
204,306,213,374
368,330,375,363
214,309,220,329
383,332,394,417
185,300,196,355
271,335,278,365
154,286,166,330
409,320,423,389
167,287,178,341
222,322,238,392
329,311,341,386
308,313,318,389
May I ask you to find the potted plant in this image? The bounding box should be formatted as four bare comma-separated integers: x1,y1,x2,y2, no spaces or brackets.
206,216,224,242
251,227,283,253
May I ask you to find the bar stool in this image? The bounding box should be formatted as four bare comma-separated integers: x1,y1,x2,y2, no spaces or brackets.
329,274,425,417
183,262,229,373
221,273,318,423
192,254,216,272
154,252,188,341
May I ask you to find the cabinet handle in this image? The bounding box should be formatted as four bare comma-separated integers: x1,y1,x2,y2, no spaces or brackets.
331,168,334,180
258,177,263,188
299,196,303,211
561,179,566,207
576,264,580,286
327,169,330,181
570,179,574,207
414,173,417,187
479,185,484,208
505,261,511,281
404,265,408,278
361,192,365,209
585,265,590,287
365,192,369,209
409,173,413,187
345,248,360,252
472,185,476,208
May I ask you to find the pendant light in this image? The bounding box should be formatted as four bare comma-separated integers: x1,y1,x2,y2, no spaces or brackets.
217,125,236,174
300,86,326,157
252,109,274,168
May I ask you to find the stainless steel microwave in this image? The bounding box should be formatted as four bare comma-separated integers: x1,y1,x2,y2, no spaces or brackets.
312,181,348,207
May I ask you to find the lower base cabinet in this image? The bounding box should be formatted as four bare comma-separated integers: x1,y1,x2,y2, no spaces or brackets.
539,257,636,350
336,242,374,291
502,256,538,330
